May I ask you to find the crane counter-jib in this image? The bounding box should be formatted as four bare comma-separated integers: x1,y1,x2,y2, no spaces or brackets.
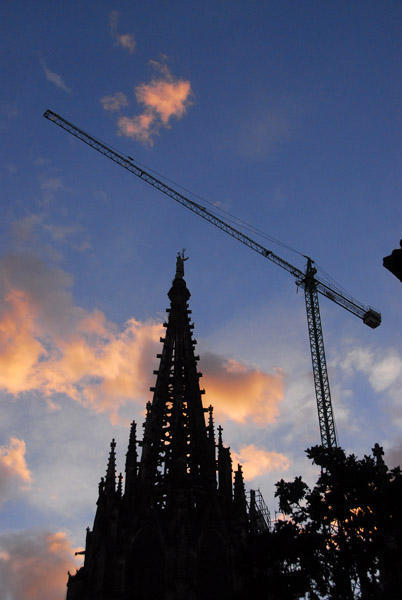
43,108,382,448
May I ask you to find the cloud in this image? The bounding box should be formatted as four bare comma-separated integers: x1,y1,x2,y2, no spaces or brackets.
232,105,294,160
231,445,290,480
385,439,402,469
337,345,402,401
135,73,192,124
115,63,192,145
0,530,78,600
109,11,136,53
201,352,283,425
40,59,71,93
0,102,18,118
100,92,129,112
0,250,284,429
0,438,32,504
0,253,162,422
37,175,70,204
118,34,136,53
11,214,90,254
40,177,65,194
117,113,157,144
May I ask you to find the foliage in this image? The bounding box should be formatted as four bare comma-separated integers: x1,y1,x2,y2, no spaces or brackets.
265,445,402,599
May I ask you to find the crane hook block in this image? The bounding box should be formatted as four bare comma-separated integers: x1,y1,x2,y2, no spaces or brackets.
363,309,381,329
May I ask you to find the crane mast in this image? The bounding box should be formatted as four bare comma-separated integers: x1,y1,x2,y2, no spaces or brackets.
44,109,381,448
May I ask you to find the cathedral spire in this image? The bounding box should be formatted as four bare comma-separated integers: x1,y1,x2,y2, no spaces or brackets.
66,256,262,600
138,253,215,505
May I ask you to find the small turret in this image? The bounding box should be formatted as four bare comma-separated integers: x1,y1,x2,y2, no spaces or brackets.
233,464,247,510
117,473,123,497
217,425,233,507
125,421,138,496
105,439,116,495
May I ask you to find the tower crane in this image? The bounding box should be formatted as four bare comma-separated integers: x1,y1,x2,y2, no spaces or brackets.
43,109,381,449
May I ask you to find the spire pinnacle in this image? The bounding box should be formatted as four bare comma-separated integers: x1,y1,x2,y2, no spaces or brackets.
105,438,116,494
207,405,215,444
125,421,138,496
218,425,223,448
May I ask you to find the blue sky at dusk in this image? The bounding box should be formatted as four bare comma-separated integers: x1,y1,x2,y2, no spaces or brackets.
0,2,401,597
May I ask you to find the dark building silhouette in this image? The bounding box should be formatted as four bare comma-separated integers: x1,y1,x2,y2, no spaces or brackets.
66,254,269,600
383,240,402,283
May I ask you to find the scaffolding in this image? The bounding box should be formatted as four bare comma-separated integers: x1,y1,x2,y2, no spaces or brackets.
247,488,271,533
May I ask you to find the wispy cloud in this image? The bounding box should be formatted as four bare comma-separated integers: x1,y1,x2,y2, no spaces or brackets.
0,438,32,504
0,530,78,600
11,214,90,254
100,91,128,112
232,445,290,480
230,103,296,161
40,59,71,93
39,176,67,204
109,11,136,53
0,102,18,118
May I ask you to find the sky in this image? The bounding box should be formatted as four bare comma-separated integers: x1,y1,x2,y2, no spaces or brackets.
0,1,401,598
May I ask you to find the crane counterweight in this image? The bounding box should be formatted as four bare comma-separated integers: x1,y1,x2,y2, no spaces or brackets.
363,309,381,329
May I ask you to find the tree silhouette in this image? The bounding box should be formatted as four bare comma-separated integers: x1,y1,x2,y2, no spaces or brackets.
254,445,402,599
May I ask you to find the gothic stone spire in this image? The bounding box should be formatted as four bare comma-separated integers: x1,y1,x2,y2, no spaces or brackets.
138,254,216,509
66,255,259,600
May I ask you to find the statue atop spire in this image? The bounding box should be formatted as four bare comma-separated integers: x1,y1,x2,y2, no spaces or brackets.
175,248,189,279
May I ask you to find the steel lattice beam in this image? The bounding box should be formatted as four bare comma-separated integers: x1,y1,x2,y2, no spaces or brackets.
43,109,382,448
304,265,337,448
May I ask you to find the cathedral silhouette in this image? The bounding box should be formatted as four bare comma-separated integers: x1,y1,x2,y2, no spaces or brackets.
66,254,269,599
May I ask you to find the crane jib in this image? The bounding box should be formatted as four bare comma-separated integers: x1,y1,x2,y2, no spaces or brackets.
43,110,380,327
43,108,382,448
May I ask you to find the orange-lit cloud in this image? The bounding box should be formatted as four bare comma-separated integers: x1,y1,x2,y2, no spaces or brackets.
135,77,192,124
0,437,32,503
0,530,79,600
232,445,290,480
118,113,157,145
0,254,162,422
201,352,283,425
116,63,192,145
109,11,136,53
0,253,282,427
